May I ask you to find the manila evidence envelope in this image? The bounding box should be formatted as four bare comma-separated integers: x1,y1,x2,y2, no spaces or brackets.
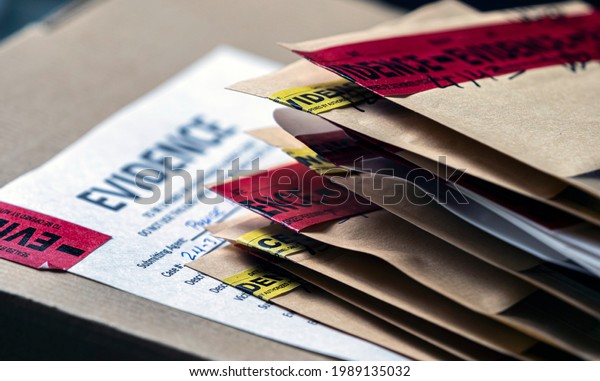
187,245,456,360
207,217,558,359
250,125,600,320
330,172,600,319
207,221,513,360
279,1,600,222
210,213,600,359
231,61,575,215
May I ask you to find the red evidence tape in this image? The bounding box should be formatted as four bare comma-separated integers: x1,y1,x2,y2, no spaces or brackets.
211,162,378,231
293,11,600,96
0,202,111,270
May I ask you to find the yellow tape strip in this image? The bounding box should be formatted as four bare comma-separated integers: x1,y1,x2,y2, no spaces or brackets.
223,266,301,301
237,224,328,258
237,226,307,257
269,79,377,114
282,147,349,175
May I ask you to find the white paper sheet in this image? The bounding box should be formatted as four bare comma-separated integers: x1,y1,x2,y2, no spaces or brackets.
0,46,404,360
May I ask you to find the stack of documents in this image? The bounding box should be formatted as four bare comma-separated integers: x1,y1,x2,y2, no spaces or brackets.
187,1,600,360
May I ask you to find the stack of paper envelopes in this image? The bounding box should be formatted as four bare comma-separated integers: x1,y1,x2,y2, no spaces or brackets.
188,1,600,360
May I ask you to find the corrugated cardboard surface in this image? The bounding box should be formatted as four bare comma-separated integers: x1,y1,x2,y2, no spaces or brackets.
0,0,401,359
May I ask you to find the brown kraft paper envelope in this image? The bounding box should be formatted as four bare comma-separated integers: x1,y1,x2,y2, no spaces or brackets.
325,173,600,359
249,250,507,360
187,245,458,360
232,50,600,225
207,222,513,360
248,125,600,320
232,61,600,225
211,212,600,358
207,217,549,359
231,64,567,202
222,212,538,316
279,1,600,216
330,172,600,320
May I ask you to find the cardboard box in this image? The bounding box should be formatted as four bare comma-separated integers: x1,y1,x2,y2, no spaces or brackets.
0,0,401,359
